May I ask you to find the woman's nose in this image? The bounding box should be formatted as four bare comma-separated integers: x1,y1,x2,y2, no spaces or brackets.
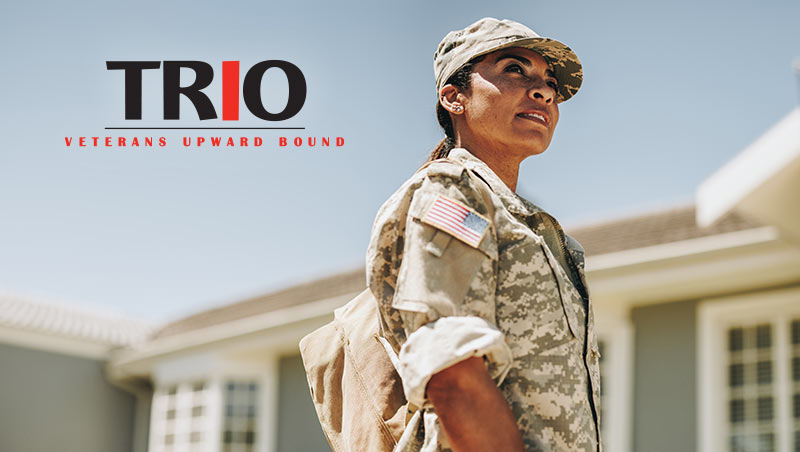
528,82,555,104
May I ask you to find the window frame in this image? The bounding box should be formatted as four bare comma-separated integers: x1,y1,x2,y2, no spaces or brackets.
698,285,800,452
149,380,213,452
221,379,262,452
147,354,279,452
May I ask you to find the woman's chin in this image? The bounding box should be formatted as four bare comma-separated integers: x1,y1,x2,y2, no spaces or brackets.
517,139,550,157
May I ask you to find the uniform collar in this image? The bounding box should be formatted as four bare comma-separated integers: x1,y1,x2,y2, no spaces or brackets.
448,149,589,300
447,147,545,218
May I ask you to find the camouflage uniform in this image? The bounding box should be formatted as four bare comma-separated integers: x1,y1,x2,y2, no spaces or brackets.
366,148,602,452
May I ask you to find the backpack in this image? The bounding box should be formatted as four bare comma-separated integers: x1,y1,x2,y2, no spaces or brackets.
298,159,496,452
299,288,408,452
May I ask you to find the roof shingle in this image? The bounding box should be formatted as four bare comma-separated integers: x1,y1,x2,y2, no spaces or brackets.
567,204,760,256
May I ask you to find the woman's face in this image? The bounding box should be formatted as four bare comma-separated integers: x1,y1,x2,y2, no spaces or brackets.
455,47,560,158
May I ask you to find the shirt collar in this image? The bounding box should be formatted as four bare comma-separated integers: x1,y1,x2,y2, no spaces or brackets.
447,147,545,218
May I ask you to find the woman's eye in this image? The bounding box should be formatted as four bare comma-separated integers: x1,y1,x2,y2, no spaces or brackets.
505,64,524,74
547,80,558,90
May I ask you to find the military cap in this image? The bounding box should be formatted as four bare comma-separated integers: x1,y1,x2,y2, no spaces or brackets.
434,17,583,103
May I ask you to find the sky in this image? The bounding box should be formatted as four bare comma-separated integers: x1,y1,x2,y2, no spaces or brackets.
0,0,798,324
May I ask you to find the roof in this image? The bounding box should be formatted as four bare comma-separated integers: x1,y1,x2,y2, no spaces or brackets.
150,268,366,340
150,204,762,340
567,204,761,256
697,108,800,228
0,294,153,348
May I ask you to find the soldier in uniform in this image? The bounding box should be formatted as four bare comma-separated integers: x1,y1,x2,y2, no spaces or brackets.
365,18,602,452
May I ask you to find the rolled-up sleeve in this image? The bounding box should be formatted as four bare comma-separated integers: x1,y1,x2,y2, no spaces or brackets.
398,316,512,407
367,163,511,408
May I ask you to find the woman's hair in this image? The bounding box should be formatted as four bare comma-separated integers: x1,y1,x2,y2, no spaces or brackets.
425,54,486,164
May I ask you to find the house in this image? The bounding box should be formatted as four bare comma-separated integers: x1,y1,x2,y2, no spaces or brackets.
0,294,152,452
4,108,798,452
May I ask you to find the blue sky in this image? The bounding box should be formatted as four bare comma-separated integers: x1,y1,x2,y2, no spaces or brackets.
1,0,798,323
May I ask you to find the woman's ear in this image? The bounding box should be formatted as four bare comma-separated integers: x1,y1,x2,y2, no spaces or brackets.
439,85,465,115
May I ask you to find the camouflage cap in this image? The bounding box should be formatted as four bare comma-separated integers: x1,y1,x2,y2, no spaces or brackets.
434,17,582,103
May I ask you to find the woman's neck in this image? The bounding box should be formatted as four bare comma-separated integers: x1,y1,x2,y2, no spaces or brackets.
454,139,523,192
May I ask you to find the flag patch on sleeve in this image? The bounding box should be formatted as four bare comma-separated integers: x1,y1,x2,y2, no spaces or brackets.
421,194,490,248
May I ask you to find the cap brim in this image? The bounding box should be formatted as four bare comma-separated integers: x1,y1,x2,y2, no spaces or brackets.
472,37,583,103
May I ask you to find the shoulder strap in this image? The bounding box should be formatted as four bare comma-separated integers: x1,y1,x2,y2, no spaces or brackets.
417,157,496,221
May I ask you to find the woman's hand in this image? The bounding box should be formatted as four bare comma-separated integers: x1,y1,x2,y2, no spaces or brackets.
427,356,525,452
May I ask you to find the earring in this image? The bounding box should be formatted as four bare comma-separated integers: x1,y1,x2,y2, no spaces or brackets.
453,105,463,113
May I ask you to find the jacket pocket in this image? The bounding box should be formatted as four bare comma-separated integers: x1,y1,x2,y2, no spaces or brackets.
393,189,497,321
532,233,582,341
495,237,578,357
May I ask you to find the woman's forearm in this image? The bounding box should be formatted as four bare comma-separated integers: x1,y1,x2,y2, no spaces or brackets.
427,356,525,452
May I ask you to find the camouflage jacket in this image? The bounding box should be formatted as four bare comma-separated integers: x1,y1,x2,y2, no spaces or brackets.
366,147,601,452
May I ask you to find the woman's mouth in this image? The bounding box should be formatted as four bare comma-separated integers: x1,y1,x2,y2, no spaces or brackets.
517,111,549,126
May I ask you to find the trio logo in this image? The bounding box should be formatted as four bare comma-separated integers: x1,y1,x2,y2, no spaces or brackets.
106,60,306,121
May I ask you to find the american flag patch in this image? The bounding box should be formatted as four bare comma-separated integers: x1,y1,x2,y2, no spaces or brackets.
421,195,490,248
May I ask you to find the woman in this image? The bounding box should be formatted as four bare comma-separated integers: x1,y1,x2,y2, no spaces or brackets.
366,18,601,452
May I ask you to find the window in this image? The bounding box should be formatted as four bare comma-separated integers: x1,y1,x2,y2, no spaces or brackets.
222,380,259,452
699,287,800,452
726,323,776,452
150,381,209,452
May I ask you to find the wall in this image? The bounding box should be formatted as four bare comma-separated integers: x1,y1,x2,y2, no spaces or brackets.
631,299,698,452
0,342,137,452
276,354,331,452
